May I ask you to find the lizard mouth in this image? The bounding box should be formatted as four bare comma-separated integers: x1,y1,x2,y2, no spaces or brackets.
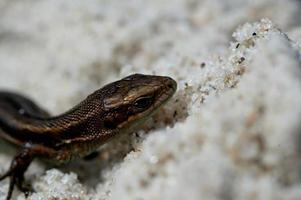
157,77,177,105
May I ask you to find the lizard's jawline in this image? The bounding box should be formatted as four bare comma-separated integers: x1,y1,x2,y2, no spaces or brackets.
118,90,174,133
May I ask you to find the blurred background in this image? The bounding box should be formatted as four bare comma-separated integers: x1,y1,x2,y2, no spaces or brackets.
1,1,301,200
0,0,300,113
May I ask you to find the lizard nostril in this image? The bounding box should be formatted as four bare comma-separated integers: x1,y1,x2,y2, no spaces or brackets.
165,78,177,92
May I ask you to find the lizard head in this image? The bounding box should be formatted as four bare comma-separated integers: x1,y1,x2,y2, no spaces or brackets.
100,73,177,132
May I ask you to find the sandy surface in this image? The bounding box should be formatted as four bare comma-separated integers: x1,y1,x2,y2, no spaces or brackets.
0,1,301,199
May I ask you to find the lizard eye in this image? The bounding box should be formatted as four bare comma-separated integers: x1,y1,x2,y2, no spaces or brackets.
134,96,154,110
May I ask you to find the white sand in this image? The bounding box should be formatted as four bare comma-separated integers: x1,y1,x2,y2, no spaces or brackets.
0,1,301,200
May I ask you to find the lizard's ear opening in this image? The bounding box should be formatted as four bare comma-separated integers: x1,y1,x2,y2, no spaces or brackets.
104,119,117,129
